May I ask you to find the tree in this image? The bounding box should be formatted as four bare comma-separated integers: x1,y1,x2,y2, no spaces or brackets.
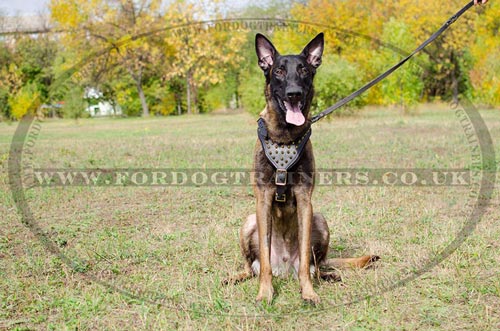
373,18,424,111
9,83,41,120
469,1,500,106
0,41,18,119
232,0,297,115
14,36,59,101
62,85,88,119
0,33,59,120
288,0,488,106
282,0,395,110
50,0,165,116
393,0,479,103
162,0,246,114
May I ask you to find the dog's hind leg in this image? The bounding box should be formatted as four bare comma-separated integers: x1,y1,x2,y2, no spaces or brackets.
222,214,258,286
311,213,341,282
311,213,379,280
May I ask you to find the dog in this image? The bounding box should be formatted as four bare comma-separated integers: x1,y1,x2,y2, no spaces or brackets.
227,33,378,304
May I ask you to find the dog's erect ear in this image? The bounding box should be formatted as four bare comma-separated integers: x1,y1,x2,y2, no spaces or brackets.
256,33,278,72
301,32,324,68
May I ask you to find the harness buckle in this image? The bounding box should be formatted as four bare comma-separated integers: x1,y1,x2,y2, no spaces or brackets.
275,169,287,186
275,192,287,203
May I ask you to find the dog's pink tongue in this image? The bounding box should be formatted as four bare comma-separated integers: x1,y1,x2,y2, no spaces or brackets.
284,101,305,126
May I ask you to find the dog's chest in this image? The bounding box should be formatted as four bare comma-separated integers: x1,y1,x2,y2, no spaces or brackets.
257,118,311,172
263,139,300,169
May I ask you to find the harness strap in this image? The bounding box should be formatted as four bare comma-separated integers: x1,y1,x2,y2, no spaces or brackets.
310,0,476,123
257,118,312,202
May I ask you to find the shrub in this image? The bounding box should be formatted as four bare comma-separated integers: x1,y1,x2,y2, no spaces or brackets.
0,87,11,120
313,55,367,116
239,68,265,116
62,86,88,119
8,83,41,120
373,18,425,111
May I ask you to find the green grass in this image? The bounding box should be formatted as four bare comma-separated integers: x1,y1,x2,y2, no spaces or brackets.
1,107,499,330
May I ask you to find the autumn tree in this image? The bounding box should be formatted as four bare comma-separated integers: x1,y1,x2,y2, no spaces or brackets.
2,0,496,121
392,0,480,103
162,0,246,114
287,0,493,109
470,1,500,106
0,41,18,119
0,34,59,120
14,36,59,101
50,0,165,116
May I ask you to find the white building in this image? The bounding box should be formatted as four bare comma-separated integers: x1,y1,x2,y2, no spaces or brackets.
86,102,122,117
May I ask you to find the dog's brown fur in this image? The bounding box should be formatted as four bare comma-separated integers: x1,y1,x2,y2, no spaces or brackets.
226,33,378,304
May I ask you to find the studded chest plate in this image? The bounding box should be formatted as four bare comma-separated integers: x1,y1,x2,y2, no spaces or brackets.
257,118,312,172
264,139,300,169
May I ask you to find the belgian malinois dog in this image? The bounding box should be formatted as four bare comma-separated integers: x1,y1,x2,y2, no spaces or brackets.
228,33,378,304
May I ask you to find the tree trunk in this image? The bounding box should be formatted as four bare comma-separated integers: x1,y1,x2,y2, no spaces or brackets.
124,63,149,117
451,52,459,104
186,70,192,115
137,82,149,116
235,72,240,108
192,84,199,113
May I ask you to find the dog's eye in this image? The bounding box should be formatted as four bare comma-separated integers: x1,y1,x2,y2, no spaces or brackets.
274,68,285,76
300,67,309,75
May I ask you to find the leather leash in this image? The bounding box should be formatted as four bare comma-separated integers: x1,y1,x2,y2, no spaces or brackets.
310,1,476,123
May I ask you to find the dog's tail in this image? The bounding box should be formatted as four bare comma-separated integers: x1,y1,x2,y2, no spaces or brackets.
221,266,254,286
322,255,380,269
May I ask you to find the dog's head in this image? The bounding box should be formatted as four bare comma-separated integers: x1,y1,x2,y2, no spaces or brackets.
256,33,324,127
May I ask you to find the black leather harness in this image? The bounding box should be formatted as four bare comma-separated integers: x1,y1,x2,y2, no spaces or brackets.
257,118,311,202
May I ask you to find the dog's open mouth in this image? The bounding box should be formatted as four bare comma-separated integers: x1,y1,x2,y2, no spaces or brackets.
277,98,305,126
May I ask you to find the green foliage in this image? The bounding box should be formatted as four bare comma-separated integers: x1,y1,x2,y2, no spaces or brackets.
147,80,177,116
0,87,11,120
204,73,240,112
107,75,141,117
204,84,227,111
14,36,58,102
239,68,265,116
62,86,88,119
470,1,500,106
118,88,142,117
313,56,367,116
291,0,499,108
374,18,425,112
8,83,41,120
1,0,498,122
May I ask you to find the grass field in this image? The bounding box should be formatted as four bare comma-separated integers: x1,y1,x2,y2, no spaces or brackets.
1,106,499,330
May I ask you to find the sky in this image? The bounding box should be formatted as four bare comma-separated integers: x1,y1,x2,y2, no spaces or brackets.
0,0,49,16
0,0,261,16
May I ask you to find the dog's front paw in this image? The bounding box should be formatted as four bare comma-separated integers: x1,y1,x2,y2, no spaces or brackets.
301,289,321,305
256,284,274,304
300,281,320,305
